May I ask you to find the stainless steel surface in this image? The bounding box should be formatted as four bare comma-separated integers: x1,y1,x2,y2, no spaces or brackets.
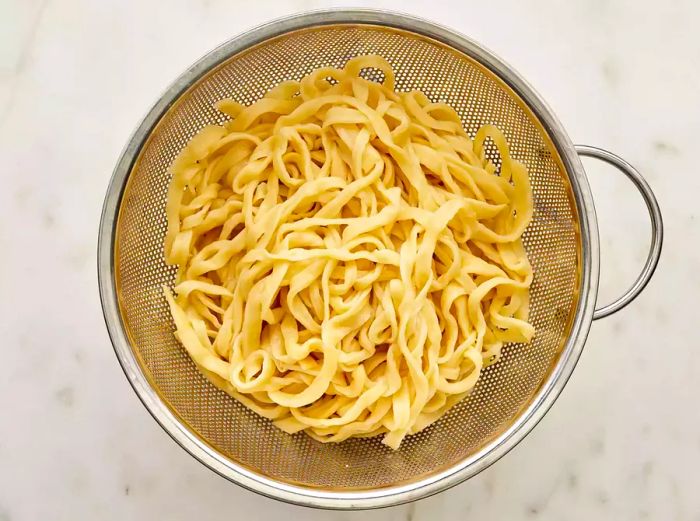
575,145,663,320
96,9,640,509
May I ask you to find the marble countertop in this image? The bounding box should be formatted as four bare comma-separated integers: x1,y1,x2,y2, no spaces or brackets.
1,0,698,519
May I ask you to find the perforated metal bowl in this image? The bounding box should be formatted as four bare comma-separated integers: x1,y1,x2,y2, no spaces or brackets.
98,9,663,509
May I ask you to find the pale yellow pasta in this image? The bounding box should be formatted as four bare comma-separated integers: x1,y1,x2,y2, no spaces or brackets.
163,56,534,449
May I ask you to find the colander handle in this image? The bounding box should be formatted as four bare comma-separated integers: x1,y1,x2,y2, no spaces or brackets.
575,145,663,320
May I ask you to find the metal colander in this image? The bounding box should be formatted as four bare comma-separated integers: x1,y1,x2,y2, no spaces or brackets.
98,10,663,509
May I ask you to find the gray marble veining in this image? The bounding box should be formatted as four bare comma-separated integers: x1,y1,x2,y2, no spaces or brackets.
1,0,698,519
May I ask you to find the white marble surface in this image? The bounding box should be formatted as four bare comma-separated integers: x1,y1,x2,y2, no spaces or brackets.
1,0,699,519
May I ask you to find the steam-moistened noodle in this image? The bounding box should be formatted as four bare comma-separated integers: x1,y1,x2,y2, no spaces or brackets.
163,56,534,449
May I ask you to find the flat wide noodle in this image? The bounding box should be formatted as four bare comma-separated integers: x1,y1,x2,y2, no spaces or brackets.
163,56,534,449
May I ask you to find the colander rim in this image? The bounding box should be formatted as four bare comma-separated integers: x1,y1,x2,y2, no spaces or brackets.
97,8,600,510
